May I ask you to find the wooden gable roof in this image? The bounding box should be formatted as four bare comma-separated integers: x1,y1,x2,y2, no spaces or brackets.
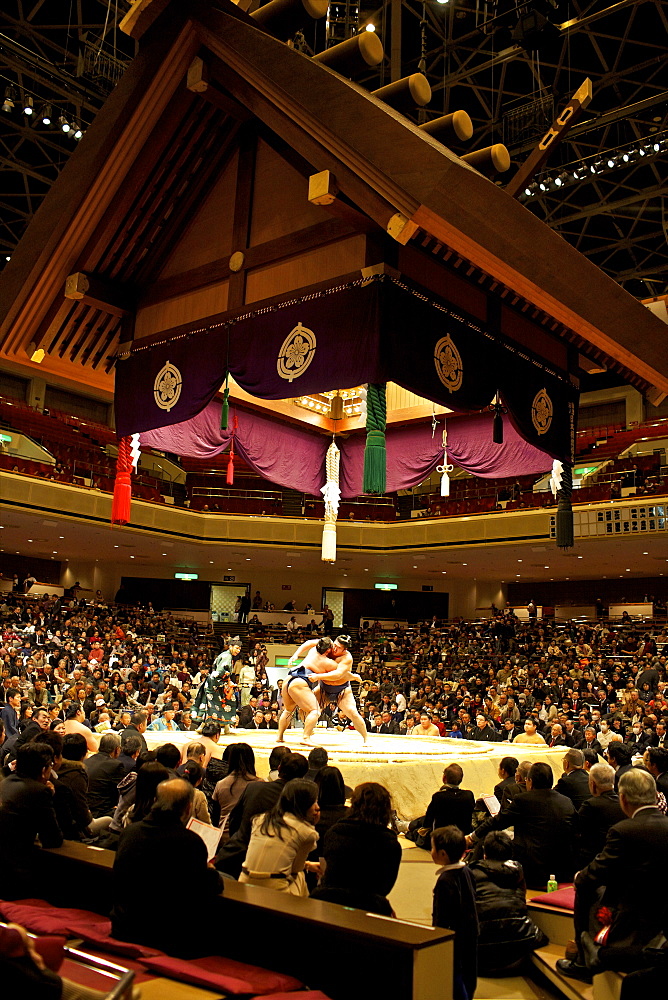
0,0,666,406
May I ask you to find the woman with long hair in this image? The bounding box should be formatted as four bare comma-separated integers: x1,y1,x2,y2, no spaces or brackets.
125,761,170,826
239,778,320,895
311,781,401,914
211,742,262,834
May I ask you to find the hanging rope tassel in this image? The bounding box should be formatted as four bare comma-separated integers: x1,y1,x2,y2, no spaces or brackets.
363,382,386,494
111,435,133,525
220,373,230,430
321,439,341,563
437,421,453,497
227,415,238,485
556,460,574,549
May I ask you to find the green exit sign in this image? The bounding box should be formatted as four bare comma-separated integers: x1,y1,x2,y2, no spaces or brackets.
175,573,198,581
375,583,398,591
0,433,11,443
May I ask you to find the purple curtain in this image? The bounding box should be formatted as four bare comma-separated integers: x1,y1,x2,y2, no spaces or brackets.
338,413,550,497
141,403,550,498
141,403,328,496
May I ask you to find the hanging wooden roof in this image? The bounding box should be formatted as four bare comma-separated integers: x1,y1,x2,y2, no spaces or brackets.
0,0,666,412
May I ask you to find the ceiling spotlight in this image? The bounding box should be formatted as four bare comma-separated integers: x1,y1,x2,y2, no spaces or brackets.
2,87,15,113
40,104,52,126
538,181,548,192
59,116,71,133
364,23,376,32
73,128,83,140
23,96,34,116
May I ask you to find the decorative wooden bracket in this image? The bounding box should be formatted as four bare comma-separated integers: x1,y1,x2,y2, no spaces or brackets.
64,272,133,318
505,79,593,199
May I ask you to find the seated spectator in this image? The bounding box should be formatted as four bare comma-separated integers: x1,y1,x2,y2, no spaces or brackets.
470,831,547,975
180,759,212,825
0,742,63,898
430,825,479,1000
555,748,593,809
112,778,225,956
573,761,625,869
468,761,575,888
575,725,603,754
56,732,100,839
305,745,328,782
85,732,125,819
211,742,263,834
154,741,182,778
607,742,634,790
312,782,401,914
147,706,180,732
409,763,475,844
644,746,668,796
216,751,308,878
558,768,668,983
117,733,142,775
472,713,499,742
494,757,518,802
240,778,320,895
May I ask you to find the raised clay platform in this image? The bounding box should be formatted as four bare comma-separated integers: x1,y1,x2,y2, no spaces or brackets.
140,729,568,819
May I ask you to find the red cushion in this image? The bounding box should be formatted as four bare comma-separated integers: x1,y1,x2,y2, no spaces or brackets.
140,954,303,995
530,886,576,910
33,935,67,973
78,926,164,959
0,900,110,937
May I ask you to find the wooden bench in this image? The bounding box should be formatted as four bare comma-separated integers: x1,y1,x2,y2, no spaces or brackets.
43,841,454,1000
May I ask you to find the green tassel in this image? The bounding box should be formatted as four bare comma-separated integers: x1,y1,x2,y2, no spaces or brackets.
363,383,387,494
220,384,229,430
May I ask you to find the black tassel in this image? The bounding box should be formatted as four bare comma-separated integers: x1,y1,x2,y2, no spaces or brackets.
556,462,574,549
493,405,504,444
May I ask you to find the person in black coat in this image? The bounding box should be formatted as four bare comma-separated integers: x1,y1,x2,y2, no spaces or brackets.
607,742,634,791
554,748,593,809
112,779,224,957
644,746,668,797
468,761,575,888
470,831,547,975
0,743,63,898
574,726,603,755
119,712,148,754
85,732,126,818
312,782,401,914
423,763,476,834
573,762,625,869
430,824,479,1000
471,715,499,742
493,756,518,803
558,768,668,982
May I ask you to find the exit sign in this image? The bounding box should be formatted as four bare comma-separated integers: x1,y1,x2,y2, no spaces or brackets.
223,575,235,582
281,584,292,590
175,573,198,581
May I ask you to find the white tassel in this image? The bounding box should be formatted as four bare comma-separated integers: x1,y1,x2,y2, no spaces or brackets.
550,459,563,497
321,439,340,563
130,433,141,470
437,422,453,498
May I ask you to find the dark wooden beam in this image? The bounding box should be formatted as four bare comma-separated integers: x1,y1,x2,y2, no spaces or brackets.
64,272,133,318
139,216,355,307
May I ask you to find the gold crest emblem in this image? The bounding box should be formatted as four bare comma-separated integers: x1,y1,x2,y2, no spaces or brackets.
153,361,182,411
434,334,464,392
277,322,317,382
532,388,553,435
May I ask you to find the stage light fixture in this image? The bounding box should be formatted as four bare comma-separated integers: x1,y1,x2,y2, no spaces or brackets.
364,22,376,32
2,87,15,113
40,104,52,126
23,96,34,115
59,116,71,133
74,128,83,140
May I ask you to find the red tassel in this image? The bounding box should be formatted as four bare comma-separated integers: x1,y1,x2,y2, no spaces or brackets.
112,436,133,525
227,442,235,485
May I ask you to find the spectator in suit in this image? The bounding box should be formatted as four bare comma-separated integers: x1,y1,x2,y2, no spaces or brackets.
112,779,224,956
117,733,142,775
499,759,532,809
558,768,668,982
119,711,148,754
575,726,603,755
468,761,575,888
625,722,651,753
607,742,634,790
85,732,125,819
411,763,476,838
0,688,20,739
573,762,625,869
547,723,572,748
643,746,668,797
555,748,593,809
0,742,63,898
374,711,400,735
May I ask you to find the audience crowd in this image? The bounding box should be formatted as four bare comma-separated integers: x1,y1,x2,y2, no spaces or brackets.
1,590,668,999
